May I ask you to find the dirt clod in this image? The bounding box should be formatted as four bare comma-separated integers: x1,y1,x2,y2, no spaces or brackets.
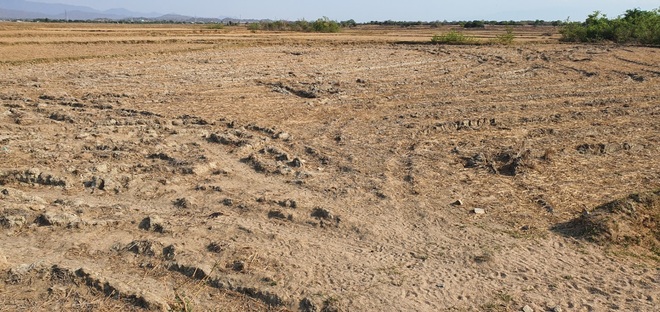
125,240,160,256
300,297,319,312
268,210,287,220
231,260,245,272
311,207,333,220
139,216,166,233
35,212,81,227
0,215,27,228
173,197,192,209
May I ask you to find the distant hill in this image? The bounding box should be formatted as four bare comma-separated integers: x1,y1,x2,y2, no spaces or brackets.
157,14,196,22
0,0,94,16
0,0,164,20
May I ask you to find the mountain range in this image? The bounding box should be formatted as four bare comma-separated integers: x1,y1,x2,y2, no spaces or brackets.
0,0,228,21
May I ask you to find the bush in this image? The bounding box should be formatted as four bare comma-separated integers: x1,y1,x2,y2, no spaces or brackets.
463,20,485,28
560,8,660,44
206,23,224,30
431,31,474,44
312,17,341,33
263,20,288,31
340,19,357,28
247,23,260,31
495,27,515,44
290,20,311,32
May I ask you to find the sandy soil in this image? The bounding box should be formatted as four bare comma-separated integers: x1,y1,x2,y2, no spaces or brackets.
0,23,658,311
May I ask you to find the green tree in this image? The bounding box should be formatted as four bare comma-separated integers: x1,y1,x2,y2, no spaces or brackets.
312,17,340,33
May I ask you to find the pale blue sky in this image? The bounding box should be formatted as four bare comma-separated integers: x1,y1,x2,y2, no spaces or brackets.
33,0,660,21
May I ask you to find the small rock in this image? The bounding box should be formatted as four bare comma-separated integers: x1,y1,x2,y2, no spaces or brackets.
473,208,485,214
192,162,217,175
1,189,8,196
452,199,463,206
95,164,109,173
275,132,291,141
552,306,563,312
522,305,534,312
222,198,234,206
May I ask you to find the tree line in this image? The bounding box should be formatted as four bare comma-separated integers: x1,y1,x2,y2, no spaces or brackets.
560,8,660,44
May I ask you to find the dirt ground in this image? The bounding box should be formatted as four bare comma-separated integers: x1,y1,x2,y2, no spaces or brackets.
0,23,659,311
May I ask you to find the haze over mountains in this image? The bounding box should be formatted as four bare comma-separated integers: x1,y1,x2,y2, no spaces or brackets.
0,0,228,21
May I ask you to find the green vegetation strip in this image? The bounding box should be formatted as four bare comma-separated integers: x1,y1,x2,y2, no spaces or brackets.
560,8,660,45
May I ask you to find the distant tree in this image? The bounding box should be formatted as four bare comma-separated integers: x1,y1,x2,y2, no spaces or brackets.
311,17,340,33
463,20,485,28
340,19,357,28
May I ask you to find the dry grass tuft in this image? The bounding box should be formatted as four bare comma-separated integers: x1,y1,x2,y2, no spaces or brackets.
553,190,660,259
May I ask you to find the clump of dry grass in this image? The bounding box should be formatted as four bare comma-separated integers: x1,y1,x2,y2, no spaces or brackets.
554,190,660,259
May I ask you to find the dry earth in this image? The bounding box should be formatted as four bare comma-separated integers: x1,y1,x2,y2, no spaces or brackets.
0,23,659,311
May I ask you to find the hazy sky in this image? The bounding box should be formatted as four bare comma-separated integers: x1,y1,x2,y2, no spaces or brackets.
32,0,660,21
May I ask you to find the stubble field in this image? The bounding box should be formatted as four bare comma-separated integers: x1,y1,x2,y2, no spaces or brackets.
0,23,658,311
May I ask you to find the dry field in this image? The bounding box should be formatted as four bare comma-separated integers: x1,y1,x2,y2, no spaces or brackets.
0,23,659,311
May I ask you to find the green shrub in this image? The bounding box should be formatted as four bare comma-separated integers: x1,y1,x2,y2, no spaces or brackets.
463,20,485,28
207,23,224,30
291,20,311,32
431,31,474,44
263,20,288,31
340,19,357,28
312,17,341,33
496,27,515,44
559,21,587,42
560,8,660,44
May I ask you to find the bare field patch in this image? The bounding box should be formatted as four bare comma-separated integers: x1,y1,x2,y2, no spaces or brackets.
0,23,659,311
